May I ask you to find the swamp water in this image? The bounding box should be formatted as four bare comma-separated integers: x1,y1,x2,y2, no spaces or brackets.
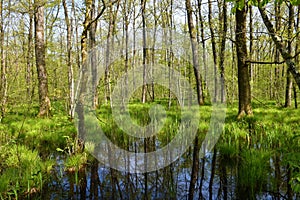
44,138,298,199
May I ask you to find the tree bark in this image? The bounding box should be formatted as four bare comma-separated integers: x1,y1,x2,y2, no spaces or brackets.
34,1,51,117
219,0,227,103
105,1,119,107
141,0,147,103
208,0,218,102
258,5,300,90
285,4,294,107
197,0,207,87
0,0,7,120
186,0,204,105
89,0,99,108
236,5,252,119
62,0,75,118
274,3,281,103
26,0,34,100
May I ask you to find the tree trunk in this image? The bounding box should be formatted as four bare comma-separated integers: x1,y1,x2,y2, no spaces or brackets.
72,0,81,69
208,0,218,102
236,5,252,119
249,5,253,89
186,0,204,105
141,0,147,103
219,0,227,103
122,0,130,108
0,0,7,120
26,0,34,100
105,2,119,107
62,0,75,118
294,6,300,108
285,4,294,107
258,5,300,90
34,1,51,117
89,0,98,108
197,0,207,87
167,0,174,108
274,3,281,103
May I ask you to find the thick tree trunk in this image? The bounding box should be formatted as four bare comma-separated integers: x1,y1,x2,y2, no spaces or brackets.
236,6,252,119
34,1,51,117
258,5,300,90
186,0,204,105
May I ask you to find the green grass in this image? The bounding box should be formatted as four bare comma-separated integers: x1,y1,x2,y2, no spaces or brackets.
0,101,75,199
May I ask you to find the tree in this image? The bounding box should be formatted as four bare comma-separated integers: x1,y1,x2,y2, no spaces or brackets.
0,0,6,120
285,4,294,107
185,0,204,105
62,0,75,118
196,0,207,87
208,0,218,102
219,0,227,103
105,1,119,107
236,4,252,118
141,0,147,103
26,0,34,100
34,0,51,117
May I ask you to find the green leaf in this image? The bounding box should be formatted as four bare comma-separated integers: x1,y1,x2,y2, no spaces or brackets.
56,148,64,152
248,0,259,6
290,0,300,5
237,0,245,10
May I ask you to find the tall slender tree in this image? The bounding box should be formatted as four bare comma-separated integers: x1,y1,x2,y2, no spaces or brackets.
141,0,147,103
285,4,294,107
219,0,227,103
62,0,75,118
208,0,218,102
26,0,34,100
185,0,204,105
0,0,6,120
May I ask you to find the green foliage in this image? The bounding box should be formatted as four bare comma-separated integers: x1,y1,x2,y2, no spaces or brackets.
218,103,300,195
238,149,271,196
0,101,76,198
0,144,55,199
64,152,87,172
